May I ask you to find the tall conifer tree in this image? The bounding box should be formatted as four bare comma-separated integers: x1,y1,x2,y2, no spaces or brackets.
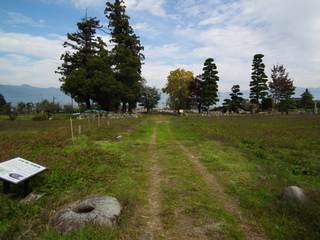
202,58,219,113
105,0,144,112
56,17,107,108
249,54,268,107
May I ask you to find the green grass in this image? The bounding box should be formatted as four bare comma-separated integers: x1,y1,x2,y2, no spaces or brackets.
170,114,320,239
0,113,319,239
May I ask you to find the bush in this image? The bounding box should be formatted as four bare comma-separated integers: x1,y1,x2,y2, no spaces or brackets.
32,114,47,121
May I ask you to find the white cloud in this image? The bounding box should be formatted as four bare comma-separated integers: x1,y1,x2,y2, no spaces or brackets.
1,0,320,93
124,0,169,18
41,0,105,8
144,44,181,60
0,31,65,87
0,54,62,88
1,10,45,28
0,31,64,59
132,22,160,38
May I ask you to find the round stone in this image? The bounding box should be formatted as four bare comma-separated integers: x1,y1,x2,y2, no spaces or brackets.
53,195,122,233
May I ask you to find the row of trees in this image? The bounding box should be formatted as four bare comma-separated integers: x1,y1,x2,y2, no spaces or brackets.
163,58,220,113
163,54,315,114
56,0,147,112
0,95,63,121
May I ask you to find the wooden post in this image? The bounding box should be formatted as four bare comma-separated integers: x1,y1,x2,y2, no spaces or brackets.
70,117,74,144
78,125,81,135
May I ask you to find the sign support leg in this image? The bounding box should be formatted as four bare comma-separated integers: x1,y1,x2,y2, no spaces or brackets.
3,181,10,194
24,180,30,196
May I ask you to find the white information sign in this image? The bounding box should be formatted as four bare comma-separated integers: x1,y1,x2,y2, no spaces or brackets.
0,157,47,184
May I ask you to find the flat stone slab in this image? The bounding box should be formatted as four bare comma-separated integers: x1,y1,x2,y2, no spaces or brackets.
53,195,122,234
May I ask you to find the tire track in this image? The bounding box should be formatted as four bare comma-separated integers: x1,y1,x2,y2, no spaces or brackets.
166,122,268,240
139,124,164,239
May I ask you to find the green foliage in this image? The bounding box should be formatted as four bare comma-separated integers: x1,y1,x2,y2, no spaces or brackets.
261,97,273,111
3,101,26,121
56,1,144,113
32,114,48,121
139,85,161,112
202,58,219,111
105,0,144,112
0,93,6,114
57,17,112,109
35,99,60,119
223,85,244,113
300,88,314,111
250,54,268,105
162,68,194,111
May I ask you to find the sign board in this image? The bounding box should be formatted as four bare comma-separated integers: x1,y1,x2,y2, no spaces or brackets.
0,157,47,184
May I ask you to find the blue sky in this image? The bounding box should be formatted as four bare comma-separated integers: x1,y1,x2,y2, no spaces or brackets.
0,0,319,93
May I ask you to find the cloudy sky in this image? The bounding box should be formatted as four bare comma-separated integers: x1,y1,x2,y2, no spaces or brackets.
0,0,319,93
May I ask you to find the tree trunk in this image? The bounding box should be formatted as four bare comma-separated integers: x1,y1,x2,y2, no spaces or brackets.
85,99,91,109
121,102,127,113
128,103,134,113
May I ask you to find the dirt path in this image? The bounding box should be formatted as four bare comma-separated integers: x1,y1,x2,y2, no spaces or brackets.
139,126,164,239
136,120,268,240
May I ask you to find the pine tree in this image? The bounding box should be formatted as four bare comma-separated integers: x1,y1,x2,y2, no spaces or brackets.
105,0,144,112
56,17,107,108
229,85,244,112
249,54,268,107
300,88,314,111
202,58,219,113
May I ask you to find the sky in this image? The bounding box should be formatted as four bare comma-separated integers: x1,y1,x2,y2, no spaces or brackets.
0,0,319,93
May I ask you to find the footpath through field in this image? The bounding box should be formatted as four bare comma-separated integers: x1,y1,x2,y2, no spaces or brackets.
134,117,267,240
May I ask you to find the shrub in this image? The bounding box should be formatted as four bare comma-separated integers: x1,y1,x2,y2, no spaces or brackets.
32,114,47,121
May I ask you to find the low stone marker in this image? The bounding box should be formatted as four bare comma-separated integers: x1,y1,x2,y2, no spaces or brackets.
53,195,122,234
0,157,47,196
283,186,307,204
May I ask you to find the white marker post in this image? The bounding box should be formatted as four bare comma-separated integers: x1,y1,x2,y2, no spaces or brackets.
70,117,74,144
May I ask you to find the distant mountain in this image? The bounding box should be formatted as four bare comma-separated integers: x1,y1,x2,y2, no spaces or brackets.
0,84,72,105
0,84,319,107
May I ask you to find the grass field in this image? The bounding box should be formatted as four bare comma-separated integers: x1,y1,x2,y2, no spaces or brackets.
0,113,319,239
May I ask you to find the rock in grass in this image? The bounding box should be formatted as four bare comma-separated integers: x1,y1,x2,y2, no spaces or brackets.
53,195,122,234
283,186,307,204
256,165,266,171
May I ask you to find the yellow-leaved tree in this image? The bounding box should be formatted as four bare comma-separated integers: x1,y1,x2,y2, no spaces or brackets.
162,68,194,112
